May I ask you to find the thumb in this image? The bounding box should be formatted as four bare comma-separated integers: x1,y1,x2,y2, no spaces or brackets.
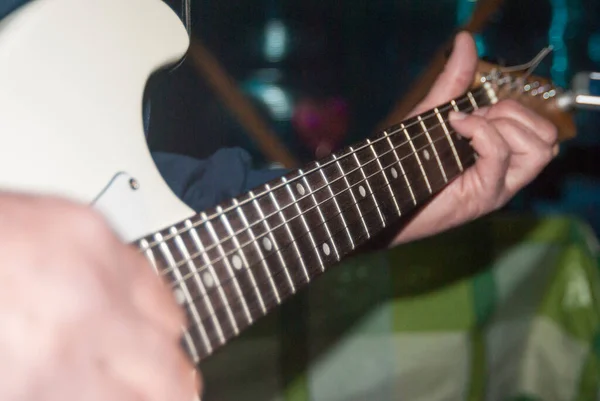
411,32,478,115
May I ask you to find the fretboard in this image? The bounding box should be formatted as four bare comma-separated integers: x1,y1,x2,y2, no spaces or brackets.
136,87,492,364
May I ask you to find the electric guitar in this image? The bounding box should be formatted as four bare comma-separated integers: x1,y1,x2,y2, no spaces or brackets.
0,0,577,375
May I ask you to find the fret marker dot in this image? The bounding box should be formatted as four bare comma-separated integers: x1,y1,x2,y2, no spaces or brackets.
296,183,306,196
423,149,431,160
359,186,366,197
322,243,331,256
232,254,243,270
203,272,214,287
262,237,272,251
390,167,398,179
174,288,185,305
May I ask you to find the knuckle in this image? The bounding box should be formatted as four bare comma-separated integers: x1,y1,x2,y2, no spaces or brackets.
489,99,522,120
472,119,491,137
499,98,522,112
455,74,472,92
545,124,558,142
495,140,511,163
529,146,552,170
492,117,513,132
542,147,554,164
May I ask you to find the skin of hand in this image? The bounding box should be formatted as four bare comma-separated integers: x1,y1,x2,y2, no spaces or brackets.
0,193,201,400
392,32,558,246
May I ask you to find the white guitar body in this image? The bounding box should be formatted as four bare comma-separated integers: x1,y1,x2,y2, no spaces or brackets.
0,0,194,242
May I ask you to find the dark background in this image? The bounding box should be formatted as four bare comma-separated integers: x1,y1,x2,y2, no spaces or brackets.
147,0,600,234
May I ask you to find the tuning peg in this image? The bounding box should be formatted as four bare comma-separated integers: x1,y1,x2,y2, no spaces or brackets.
557,72,600,111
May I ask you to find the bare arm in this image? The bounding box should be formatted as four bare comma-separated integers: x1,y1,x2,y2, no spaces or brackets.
0,193,200,400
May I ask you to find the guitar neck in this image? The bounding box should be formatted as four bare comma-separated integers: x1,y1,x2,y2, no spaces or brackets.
136,86,493,363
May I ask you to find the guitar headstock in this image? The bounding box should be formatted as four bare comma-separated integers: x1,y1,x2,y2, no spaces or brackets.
473,60,577,143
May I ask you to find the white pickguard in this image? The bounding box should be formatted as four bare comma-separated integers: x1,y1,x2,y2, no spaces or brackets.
0,0,195,242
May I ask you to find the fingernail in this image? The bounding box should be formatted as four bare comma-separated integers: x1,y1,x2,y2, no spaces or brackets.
449,111,468,121
552,144,559,157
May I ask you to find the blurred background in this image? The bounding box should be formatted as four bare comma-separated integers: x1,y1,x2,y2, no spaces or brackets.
143,0,600,400
148,0,600,236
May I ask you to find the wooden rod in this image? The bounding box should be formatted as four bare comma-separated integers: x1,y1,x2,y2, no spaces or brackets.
376,0,507,131
187,38,299,168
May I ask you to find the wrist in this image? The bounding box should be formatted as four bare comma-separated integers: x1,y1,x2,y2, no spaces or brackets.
390,186,464,247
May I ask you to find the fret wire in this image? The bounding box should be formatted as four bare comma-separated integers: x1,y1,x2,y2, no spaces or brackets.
266,184,301,288
300,170,340,261
183,148,477,340
402,123,432,193
158,98,492,287
451,99,460,111
333,153,370,238
202,212,253,325
169,227,210,360
183,220,226,345
218,206,267,315
317,161,355,250
367,138,402,216
350,146,386,226
467,91,479,109
233,199,281,304
187,219,239,336
282,176,325,272
434,107,463,172
139,239,158,272
142,90,487,251
249,190,292,293
383,130,416,206
165,120,480,284
154,233,201,363
146,92,487,359
182,330,200,363
418,116,448,183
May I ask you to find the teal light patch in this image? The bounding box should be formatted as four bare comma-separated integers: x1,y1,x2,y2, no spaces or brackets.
456,0,477,26
474,34,487,57
548,0,569,87
455,1,487,57
588,32,600,64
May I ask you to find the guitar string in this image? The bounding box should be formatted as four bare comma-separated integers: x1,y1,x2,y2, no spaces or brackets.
166,71,554,259
151,93,487,280
152,68,549,254
141,86,489,250
180,146,476,351
169,129,469,297
158,97,487,280
182,72,545,345
181,146,473,352
160,107,481,284
168,74,542,353
161,113,481,304
144,88,483,249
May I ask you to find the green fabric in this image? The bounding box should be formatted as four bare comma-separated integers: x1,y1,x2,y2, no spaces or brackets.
200,215,600,401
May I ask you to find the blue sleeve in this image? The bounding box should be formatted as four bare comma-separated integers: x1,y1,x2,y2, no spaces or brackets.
152,148,288,213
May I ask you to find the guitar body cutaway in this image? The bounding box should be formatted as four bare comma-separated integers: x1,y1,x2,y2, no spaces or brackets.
0,0,194,241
